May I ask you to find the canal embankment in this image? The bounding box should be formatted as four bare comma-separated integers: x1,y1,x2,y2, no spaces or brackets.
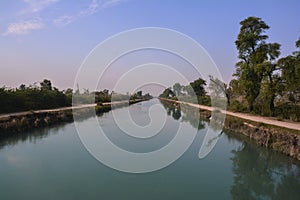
0,99,146,134
159,98,300,160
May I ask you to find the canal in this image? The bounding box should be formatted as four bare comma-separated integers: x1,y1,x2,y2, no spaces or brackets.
0,99,299,199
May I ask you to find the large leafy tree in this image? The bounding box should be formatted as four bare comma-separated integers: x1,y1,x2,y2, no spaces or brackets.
278,38,300,104
234,17,280,111
260,42,281,112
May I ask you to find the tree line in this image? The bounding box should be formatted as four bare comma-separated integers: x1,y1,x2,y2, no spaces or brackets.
0,79,71,114
160,16,300,121
0,79,152,114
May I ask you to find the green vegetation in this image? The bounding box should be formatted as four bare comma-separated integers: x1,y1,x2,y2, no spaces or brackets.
232,16,300,120
0,79,153,114
160,16,300,122
234,17,280,112
159,78,210,105
0,79,71,114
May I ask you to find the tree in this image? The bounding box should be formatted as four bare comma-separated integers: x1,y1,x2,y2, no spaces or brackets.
189,78,206,97
278,38,300,104
208,75,230,106
173,83,183,96
229,79,244,97
83,88,90,95
0,80,71,114
260,43,281,112
182,85,194,96
64,88,73,95
159,88,175,98
234,16,280,111
19,84,26,91
103,89,109,95
136,91,142,98
40,79,52,90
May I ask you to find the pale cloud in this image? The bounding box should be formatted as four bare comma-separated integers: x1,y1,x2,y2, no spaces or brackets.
78,0,100,17
54,0,126,27
53,15,74,26
22,0,58,13
2,0,126,36
102,0,124,8
3,18,43,35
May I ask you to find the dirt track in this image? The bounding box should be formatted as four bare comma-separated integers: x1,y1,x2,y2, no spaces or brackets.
163,99,300,131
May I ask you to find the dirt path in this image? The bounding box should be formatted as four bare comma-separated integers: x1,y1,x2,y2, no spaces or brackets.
161,98,300,131
0,104,97,119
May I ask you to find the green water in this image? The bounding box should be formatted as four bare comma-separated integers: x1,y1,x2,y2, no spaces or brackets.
0,99,299,199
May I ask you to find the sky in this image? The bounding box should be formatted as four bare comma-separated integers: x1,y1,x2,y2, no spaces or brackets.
0,0,300,95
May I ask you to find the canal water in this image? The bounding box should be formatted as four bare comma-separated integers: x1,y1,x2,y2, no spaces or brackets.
0,99,299,199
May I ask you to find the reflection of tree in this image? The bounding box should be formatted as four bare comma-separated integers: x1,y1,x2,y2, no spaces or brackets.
159,100,205,130
160,100,179,118
0,124,64,150
229,135,300,200
0,109,98,151
206,131,223,147
273,170,300,200
172,108,181,120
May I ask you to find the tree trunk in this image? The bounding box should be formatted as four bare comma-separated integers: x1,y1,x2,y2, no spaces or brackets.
248,98,255,112
268,73,275,114
269,94,275,113
226,93,230,107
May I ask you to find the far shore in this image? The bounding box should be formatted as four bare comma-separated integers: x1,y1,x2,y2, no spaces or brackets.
0,99,146,120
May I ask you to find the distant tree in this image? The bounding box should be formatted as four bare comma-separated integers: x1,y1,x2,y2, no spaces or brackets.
75,83,80,94
278,38,300,104
182,85,194,96
189,78,206,97
0,80,71,114
234,16,280,111
64,88,73,95
40,79,52,90
19,84,26,91
83,88,89,95
208,75,230,106
143,93,153,99
159,88,175,98
103,89,109,95
173,83,183,96
137,91,142,98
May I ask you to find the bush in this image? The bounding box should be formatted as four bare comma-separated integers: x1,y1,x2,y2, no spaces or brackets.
229,100,248,112
274,104,300,122
198,95,211,106
0,82,71,114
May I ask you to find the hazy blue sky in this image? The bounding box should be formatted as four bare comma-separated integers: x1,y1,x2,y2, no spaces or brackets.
1,0,300,92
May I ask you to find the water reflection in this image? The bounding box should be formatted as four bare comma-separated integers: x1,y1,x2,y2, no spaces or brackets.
0,124,65,150
160,100,225,158
1,100,300,200
160,99,300,199
0,107,110,151
159,100,206,130
228,133,300,199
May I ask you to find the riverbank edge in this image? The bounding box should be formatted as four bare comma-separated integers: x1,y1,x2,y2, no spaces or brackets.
0,99,147,134
159,98,300,161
